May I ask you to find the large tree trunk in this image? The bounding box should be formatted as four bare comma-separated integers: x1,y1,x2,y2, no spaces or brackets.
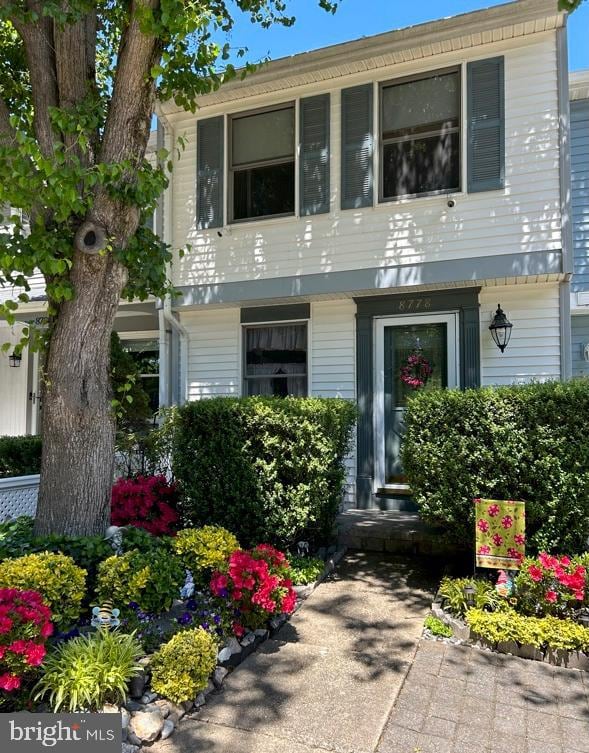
34,251,127,537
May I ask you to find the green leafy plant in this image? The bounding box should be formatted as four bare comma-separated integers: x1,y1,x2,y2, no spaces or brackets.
403,380,589,553
424,615,453,638
466,608,589,652
287,555,325,585
121,526,174,555
0,436,42,479
438,577,502,618
34,630,143,711
0,552,86,627
96,549,184,615
0,516,35,561
171,397,356,547
150,628,218,704
173,526,240,585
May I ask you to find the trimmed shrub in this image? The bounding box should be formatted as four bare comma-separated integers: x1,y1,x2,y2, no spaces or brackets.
96,549,184,615
403,380,589,554
466,608,589,652
0,436,42,479
150,628,218,704
173,526,240,585
0,552,86,627
171,397,356,547
34,630,143,711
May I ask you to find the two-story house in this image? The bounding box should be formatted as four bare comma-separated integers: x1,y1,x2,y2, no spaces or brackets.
0,0,575,510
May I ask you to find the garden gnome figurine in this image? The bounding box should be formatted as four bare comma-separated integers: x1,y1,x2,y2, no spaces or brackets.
495,570,513,597
104,525,124,555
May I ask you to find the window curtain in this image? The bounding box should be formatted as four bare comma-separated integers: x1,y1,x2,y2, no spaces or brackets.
246,324,306,352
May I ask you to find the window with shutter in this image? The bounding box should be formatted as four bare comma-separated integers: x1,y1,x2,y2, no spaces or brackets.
341,84,374,209
230,104,295,222
380,68,461,200
467,56,505,193
197,116,224,229
300,94,330,216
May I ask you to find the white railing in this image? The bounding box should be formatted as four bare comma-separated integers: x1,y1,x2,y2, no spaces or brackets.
0,474,39,521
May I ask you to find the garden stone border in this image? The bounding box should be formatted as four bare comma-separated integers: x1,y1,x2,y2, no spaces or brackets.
118,547,347,752
425,601,589,672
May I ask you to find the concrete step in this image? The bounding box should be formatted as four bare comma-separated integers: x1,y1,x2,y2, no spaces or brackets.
337,509,454,556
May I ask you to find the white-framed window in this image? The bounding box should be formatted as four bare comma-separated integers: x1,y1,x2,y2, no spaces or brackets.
380,67,461,201
243,322,307,397
229,103,295,222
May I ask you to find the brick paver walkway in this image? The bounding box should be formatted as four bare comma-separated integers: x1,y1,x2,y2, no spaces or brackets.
151,553,589,753
379,640,589,753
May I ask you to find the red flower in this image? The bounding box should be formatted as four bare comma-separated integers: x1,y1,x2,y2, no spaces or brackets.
545,590,558,603
0,616,13,634
477,520,489,533
111,475,179,536
487,504,500,517
560,555,571,567
574,589,585,601
25,643,46,667
514,533,525,546
232,622,245,638
528,565,544,583
501,516,513,529
0,672,21,691
478,545,491,555
492,534,503,547
538,552,559,571
281,589,297,614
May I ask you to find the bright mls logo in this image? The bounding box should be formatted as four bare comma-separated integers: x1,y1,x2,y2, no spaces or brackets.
2,714,121,752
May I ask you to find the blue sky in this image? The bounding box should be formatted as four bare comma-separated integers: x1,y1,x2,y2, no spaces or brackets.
225,0,589,72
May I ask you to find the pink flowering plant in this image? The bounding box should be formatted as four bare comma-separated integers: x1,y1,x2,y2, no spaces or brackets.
0,588,53,699
210,544,297,637
514,553,588,617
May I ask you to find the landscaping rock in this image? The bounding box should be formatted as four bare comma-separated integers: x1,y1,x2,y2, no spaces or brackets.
160,719,175,741
124,700,144,713
166,702,186,724
154,699,170,718
217,646,232,663
121,743,140,753
240,632,255,647
126,730,142,747
128,674,146,699
181,699,194,712
497,640,519,656
566,650,589,671
101,704,120,714
254,628,269,641
140,691,157,705
269,614,287,634
203,680,215,697
213,667,228,688
129,710,164,744
194,693,206,708
121,708,130,730
294,584,314,600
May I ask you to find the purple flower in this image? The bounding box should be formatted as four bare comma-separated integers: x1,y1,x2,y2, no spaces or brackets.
219,588,229,598
177,612,192,626
200,622,210,631
213,615,221,625
186,599,197,611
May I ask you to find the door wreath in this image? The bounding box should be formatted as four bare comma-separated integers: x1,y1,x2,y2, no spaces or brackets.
399,350,432,390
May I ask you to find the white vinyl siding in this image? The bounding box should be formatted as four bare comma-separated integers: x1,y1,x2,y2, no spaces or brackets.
181,308,240,399
310,299,356,508
171,35,561,290
0,321,28,436
480,283,560,385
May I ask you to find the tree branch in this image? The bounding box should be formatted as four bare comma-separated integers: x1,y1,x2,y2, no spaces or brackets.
11,2,59,157
0,95,16,146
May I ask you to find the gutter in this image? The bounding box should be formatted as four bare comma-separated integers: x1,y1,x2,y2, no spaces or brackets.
155,108,189,407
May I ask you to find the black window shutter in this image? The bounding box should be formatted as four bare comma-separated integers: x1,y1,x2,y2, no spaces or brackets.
341,84,374,209
467,56,505,193
197,116,224,229
300,94,330,215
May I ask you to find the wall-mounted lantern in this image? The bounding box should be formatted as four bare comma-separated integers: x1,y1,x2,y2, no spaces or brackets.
8,351,22,368
489,304,513,353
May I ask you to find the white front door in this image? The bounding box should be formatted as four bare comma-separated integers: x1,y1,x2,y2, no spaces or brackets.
374,313,459,489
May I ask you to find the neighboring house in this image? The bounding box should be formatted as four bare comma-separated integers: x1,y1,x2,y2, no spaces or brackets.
570,69,589,375
0,0,577,510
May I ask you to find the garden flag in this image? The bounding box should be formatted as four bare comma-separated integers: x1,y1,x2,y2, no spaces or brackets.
474,498,526,570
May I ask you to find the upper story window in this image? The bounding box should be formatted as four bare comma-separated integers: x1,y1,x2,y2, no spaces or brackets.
230,104,295,222
380,69,461,200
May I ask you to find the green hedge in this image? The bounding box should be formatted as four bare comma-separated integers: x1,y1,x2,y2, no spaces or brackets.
0,435,42,478
171,397,356,548
403,380,589,554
